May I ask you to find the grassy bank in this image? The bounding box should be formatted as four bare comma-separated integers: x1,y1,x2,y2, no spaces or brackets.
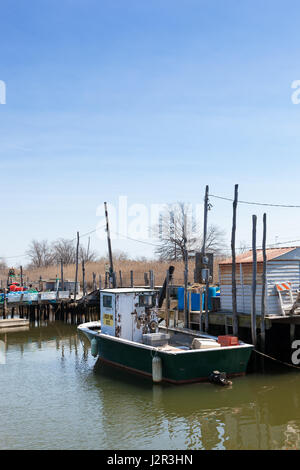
0,258,220,290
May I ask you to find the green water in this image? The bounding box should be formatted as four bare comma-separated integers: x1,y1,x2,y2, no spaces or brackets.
0,322,299,450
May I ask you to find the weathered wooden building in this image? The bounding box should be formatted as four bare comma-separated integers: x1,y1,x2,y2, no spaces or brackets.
219,247,300,316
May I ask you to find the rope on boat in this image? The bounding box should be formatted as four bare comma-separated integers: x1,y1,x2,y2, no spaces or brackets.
253,349,300,370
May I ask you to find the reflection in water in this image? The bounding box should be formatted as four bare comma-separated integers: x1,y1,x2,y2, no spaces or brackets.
0,322,300,449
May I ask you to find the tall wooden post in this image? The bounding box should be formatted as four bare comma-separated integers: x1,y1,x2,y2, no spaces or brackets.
231,184,239,336
183,214,189,328
251,215,257,346
104,202,116,288
20,266,23,287
61,259,64,291
99,274,102,290
201,185,209,255
201,186,210,332
261,213,267,351
74,231,80,302
82,260,86,297
166,269,170,330
149,270,154,289
93,272,96,291
130,270,134,288
3,289,7,319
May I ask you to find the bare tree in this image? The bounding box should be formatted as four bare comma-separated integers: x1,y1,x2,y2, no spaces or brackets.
79,244,97,263
155,203,196,261
155,202,226,261
26,240,54,268
238,241,249,253
112,250,129,261
200,224,226,255
0,257,7,270
52,238,76,265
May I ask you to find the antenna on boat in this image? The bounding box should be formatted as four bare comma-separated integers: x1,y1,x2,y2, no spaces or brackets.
104,202,116,288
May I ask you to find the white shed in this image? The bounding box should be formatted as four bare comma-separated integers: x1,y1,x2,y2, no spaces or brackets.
219,247,300,316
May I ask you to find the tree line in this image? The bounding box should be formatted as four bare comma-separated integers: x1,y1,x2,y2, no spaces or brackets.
26,238,97,268
1,202,228,270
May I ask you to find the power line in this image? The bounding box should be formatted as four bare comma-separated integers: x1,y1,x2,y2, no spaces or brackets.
220,238,300,254
1,225,106,262
1,226,158,261
111,230,159,247
209,193,300,208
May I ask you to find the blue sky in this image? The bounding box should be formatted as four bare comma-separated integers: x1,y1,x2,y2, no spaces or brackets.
1,0,300,264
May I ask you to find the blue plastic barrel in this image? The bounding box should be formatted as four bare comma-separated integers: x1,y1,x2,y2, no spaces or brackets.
177,287,185,310
191,293,203,311
178,287,219,311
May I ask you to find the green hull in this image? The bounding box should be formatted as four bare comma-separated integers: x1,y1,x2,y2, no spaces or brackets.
82,330,253,384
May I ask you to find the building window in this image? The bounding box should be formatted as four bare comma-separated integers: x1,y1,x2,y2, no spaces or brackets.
103,295,113,308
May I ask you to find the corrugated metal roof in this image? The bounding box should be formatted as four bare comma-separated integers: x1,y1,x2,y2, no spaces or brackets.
219,247,297,265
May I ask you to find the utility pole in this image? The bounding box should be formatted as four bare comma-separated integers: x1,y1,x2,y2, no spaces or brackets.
202,185,209,332
104,202,116,288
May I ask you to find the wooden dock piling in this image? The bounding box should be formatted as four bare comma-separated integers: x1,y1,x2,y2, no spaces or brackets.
231,184,239,337
251,214,257,346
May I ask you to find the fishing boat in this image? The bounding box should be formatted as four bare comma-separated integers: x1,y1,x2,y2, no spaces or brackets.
78,287,253,384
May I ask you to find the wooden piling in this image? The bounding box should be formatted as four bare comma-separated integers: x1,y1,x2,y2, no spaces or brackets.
149,270,154,289
20,266,23,287
166,269,170,330
74,231,80,303
183,215,189,329
231,184,239,337
130,270,134,288
261,213,267,352
82,260,86,297
251,214,257,346
61,259,64,291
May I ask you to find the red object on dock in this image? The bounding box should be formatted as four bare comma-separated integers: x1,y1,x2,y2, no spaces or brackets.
218,335,239,347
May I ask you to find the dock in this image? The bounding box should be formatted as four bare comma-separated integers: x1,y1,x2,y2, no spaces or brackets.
0,318,29,329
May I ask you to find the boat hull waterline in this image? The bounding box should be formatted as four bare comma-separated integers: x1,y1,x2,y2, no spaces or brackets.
78,322,254,384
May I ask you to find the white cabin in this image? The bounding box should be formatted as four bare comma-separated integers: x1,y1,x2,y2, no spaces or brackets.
100,288,159,342
219,247,300,316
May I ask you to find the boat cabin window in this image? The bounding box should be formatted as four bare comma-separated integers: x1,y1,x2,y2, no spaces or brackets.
103,295,113,308
139,294,153,307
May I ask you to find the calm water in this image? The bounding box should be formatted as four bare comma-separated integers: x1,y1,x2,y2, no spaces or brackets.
0,322,300,450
